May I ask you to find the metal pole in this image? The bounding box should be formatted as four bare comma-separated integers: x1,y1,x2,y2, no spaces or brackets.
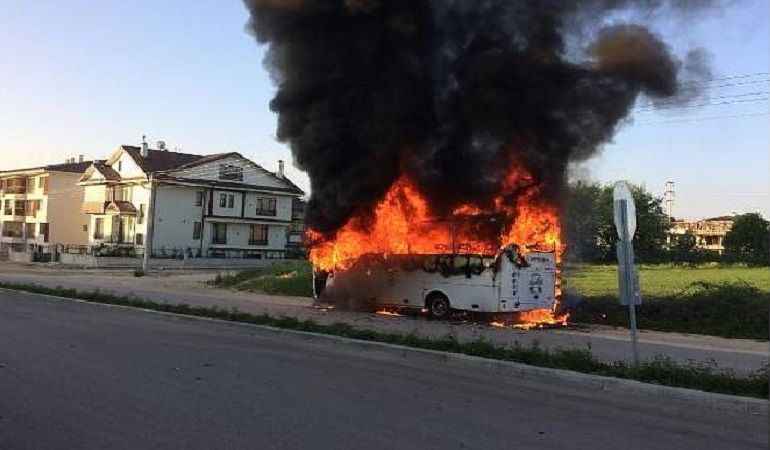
142,174,155,273
619,201,639,365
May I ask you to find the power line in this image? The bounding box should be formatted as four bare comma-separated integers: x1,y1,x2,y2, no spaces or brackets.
633,111,769,126
635,96,769,113
636,90,769,108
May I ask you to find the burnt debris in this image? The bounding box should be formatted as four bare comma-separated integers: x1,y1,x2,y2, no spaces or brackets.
243,0,715,235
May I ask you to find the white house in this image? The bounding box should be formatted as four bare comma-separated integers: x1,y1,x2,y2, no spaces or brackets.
78,140,304,259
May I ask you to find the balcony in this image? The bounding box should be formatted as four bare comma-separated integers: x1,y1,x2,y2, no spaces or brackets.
3,186,27,195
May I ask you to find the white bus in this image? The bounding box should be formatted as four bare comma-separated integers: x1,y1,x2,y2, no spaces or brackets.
313,244,556,319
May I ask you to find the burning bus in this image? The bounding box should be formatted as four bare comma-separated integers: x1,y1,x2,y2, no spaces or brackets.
308,172,567,326
313,244,556,320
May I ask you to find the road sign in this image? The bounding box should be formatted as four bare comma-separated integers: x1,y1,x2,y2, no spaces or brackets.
613,181,640,365
613,181,636,240
617,242,641,306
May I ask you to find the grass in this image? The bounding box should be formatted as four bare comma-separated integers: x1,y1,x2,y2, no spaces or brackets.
564,264,770,298
1,280,767,399
210,260,313,297
567,281,770,340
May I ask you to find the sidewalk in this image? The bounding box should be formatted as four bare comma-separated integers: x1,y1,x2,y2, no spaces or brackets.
0,266,766,373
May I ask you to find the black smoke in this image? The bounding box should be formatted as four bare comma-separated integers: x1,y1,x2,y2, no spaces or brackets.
243,0,714,235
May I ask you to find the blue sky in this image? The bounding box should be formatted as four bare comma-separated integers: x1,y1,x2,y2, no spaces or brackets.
1,0,767,219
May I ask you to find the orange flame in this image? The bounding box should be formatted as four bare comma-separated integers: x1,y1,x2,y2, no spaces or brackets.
308,161,567,328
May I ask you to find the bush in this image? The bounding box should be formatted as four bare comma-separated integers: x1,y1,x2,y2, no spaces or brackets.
568,281,770,340
132,268,145,277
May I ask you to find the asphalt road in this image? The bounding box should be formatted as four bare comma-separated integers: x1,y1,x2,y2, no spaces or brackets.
0,270,766,374
1,290,767,450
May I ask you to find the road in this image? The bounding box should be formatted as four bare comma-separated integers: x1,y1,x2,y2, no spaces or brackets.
1,290,767,450
0,268,766,373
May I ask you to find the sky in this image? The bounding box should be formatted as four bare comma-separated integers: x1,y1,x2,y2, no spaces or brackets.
1,0,768,220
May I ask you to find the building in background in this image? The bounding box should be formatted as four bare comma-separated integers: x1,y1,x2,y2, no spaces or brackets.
286,197,306,258
669,216,734,254
0,157,91,261
78,139,304,259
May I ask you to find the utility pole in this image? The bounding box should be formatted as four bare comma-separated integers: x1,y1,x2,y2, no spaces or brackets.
142,174,156,273
664,181,675,220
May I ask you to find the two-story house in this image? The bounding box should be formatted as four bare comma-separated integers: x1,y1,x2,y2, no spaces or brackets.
0,158,92,259
78,140,304,259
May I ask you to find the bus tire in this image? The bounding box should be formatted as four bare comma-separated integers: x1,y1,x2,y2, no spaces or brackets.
426,292,451,320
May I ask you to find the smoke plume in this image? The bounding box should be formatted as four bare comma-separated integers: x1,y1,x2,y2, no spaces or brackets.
243,0,714,235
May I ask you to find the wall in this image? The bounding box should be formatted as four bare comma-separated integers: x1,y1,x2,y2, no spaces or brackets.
211,189,243,217
169,154,288,190
204,220,288,251
47,171,89,245
151,185,205,252
243,192,292,222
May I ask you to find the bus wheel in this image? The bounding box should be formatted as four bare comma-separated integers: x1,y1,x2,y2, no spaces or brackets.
426,293,451,320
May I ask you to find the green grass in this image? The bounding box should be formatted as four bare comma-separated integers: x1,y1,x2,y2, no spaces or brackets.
568,281,770,340
564,264,770,339
1,281,767,399
210,260,313,297
564,264,770,298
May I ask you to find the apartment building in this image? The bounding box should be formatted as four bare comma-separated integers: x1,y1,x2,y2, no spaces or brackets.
669,216,734,254
79,140,304,259
0,158,91,259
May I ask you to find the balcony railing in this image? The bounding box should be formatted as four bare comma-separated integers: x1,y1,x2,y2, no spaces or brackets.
1,230,23,238
4,186,27,195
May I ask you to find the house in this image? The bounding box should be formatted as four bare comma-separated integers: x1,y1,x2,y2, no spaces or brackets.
0,157,92,260
286,197,307,257
78,139,304,259
669,216,734,254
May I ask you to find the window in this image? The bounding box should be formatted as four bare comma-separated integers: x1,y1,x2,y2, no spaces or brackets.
249,225,268,245
212,223,227,244
4,200,12,216
219,193,227,208
39,223,49,243
135,233,144,245
228,194,235,209
121,186,131,202
41,177,49,194
25,223,36,238
117,161,122,171
37,177,43,188
195,191,203,207
82,224,88,232
218,164,243,181
137,204,145,224
14,200,25,216
25,200,41,217
193,222,202,240
94,218,104,239
256,198,277,216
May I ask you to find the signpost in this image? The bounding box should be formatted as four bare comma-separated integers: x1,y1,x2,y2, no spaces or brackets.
613,181,641,365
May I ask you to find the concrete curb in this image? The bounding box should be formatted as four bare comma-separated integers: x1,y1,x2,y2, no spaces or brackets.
4,288,767,415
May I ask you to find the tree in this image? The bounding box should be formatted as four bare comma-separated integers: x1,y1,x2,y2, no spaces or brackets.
563,181,669,263
723,213,769,266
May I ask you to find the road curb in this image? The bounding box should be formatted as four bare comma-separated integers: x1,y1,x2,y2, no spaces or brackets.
4,288,767,415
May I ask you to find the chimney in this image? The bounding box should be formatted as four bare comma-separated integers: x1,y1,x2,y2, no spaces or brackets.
141,135,149,157
78,154,84,163
157,140,166,151
277,160,285,178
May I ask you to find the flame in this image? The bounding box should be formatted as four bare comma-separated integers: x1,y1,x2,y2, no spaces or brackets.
308,161,567,328
375,309,402,317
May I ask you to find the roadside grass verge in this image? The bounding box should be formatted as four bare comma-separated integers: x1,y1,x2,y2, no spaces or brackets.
563,263,770,298
567,281,770,340
209,260,313,297
2,281,767,399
